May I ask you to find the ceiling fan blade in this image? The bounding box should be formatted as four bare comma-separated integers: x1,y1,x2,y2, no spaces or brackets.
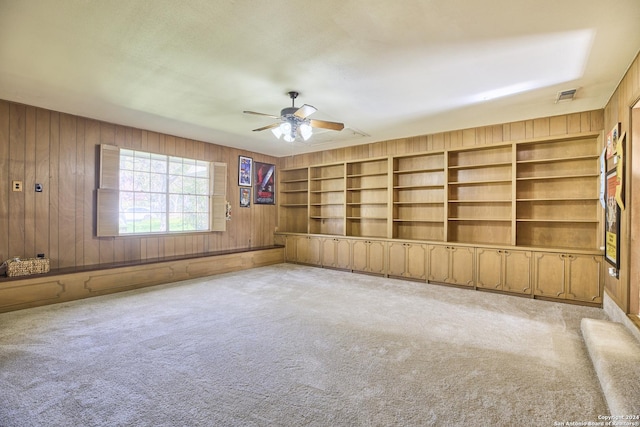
252,123,281,132
243,110,281,119
310,119,345,131
294,104,317,119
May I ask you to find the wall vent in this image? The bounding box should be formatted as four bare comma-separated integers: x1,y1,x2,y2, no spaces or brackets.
555,88,577,103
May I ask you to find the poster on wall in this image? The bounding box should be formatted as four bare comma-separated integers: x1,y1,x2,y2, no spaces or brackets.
615,131,625,210
254,162,275,205
605,168,620,268
606,123,620,159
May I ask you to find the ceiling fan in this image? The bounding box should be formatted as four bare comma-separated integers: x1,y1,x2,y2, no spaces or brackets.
243,91,344,142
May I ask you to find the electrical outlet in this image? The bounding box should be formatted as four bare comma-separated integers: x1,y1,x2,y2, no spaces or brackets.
12,180,23,192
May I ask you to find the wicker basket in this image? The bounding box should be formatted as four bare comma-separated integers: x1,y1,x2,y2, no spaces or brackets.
5,257,50,277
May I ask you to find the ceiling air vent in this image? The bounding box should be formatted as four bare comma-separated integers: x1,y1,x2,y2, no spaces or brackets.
555,88,577,103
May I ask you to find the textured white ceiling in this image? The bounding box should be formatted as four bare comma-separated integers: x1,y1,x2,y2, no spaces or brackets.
1,0,639,156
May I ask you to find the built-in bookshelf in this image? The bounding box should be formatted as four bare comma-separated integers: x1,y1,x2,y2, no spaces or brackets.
277,132,602,252
515,135,601,250
346,158,389,238
278,167,308,233
392,152,445,241
447,144,513,245
308,163,345,235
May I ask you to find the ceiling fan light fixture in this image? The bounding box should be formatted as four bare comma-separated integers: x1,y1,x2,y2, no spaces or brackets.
271,127,283,139
245,91,344,143
300,123,313,141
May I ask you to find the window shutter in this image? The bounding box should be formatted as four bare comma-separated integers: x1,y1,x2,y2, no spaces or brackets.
96,189,119,237
211,161,227,232
97,144,120,236
99,144,120,189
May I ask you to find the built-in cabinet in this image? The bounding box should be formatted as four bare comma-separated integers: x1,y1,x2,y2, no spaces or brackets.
532,252,603,303
427,245,475,287
320,237,351,270
277,131,604,306
352,240,386,274
387,241,428,280
476,248,532,295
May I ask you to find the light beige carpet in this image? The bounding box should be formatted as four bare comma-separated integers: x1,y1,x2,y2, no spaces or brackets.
0,264,608,426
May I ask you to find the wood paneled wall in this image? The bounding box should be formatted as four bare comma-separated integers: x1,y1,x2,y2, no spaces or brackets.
0,99,278,270
281,110,603,169
603,51,640,312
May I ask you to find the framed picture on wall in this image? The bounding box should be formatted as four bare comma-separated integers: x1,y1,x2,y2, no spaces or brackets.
605,168,620,268
240,188,251,208
238,156,252,187
253,161,275,205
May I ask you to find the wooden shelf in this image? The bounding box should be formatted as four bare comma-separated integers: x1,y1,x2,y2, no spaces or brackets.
310,189,344,194
347,172,387,178
310,202,343,206
517,197,598,202
394,219,443,223
280,189,308,194
448,161,512,170
516,154,599,164
347,202,387,206
448,199,511,203
310,176,343,181
448,179,512,185
281,178,309,184
280,203,307,207
347,186,388,191
394,201,444,205
394,167,445,174
449,218,511,222
394,184,444,189
516,174,599,181
347,217,387,220
516,218,599,223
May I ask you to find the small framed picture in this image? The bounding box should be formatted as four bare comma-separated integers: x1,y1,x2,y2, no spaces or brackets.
240,187,251,208
239,156,253,186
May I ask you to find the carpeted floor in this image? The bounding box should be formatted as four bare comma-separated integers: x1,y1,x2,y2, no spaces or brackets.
0,264,609,426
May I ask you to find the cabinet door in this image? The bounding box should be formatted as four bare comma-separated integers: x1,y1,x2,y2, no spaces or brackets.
307,237,322,265
449,246,474,287
387,242,408,277
284,235,298,262
320,238,337,267
368,241,387,274
296,236,321,265
533,252,566,298
351,240,369,272
406,243,427,280
565,254,603,303
476,248,502,290
335,238,352,270
428,245,450,283
502,250,532,295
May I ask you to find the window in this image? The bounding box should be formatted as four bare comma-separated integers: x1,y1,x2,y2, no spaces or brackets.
119,150,211,234
97,144,227,237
